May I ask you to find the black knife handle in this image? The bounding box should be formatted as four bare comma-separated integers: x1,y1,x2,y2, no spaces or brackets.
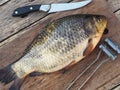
12,4,41,17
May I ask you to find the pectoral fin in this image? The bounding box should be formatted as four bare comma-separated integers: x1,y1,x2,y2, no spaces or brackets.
83,39,93,56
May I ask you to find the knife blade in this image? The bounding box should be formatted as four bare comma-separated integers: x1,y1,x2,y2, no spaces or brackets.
12,0,92,17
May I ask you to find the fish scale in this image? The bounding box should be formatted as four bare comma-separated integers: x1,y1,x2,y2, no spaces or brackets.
0,14,107,90
11,15,107,77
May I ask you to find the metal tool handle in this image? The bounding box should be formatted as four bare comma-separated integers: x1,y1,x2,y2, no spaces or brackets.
12,4,41,17
105,38,120,54
99,44,117,60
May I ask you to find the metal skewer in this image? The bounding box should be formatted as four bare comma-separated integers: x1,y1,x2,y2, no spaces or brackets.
65,50,102,90
66,38,120,90
77,58,110,90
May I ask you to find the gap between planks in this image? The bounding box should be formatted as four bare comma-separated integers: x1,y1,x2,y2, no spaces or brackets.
97,73,120,90
0,0,11,6
107,0,120,21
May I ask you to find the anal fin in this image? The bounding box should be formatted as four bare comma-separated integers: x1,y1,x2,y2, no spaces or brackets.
29,71,42,77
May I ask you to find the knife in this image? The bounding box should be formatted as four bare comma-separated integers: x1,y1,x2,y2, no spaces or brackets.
12,0,92,17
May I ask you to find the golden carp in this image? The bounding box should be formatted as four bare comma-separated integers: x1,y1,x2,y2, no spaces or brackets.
0,14,107,90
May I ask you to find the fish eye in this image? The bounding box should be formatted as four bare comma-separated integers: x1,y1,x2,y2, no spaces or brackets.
97,16,102,22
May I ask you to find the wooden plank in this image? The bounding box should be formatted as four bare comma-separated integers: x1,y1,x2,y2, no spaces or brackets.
0,0,72,42
115,11,120,21
113,86,120,90
107,0,120,21
107,0,120,12
0,0,120,90
98,75,120,90
0,0,9,6
97,0,120,90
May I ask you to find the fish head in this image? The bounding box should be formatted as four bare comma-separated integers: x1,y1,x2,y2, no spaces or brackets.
93,15,107,35
82,15,107,52
86,15,107,50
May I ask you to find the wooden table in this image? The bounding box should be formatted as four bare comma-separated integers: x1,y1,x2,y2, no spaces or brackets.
0,0,120,90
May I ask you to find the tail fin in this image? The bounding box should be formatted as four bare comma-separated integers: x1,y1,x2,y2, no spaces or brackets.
0,66,25,90
0,66,16,84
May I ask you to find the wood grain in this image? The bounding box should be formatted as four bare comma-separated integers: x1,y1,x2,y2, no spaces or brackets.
107,0,120,21
0,0,120,90
107,0,120,12
0,0,10,6
0,0,72,42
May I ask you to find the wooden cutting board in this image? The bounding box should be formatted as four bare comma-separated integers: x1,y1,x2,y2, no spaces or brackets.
0,0,120,90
